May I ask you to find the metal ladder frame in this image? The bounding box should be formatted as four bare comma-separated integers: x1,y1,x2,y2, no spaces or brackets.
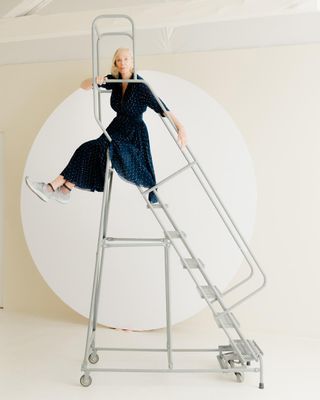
80,14,266,389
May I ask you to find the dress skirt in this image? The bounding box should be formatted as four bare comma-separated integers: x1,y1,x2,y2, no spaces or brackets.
60,134,108,193
60,133,158,203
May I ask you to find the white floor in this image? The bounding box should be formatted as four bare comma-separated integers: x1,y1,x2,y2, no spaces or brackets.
1,309,319,400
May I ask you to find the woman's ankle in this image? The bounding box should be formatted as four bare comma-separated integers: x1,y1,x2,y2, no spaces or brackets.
47,182,55,192
61,183,73,194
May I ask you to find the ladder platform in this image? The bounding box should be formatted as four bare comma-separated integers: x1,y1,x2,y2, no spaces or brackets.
219,340,263,361
182,258,204,269
166,230,186,239
215,312,240,329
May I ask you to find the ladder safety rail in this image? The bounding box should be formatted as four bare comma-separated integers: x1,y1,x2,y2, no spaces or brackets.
186,147,267,297
187,165,266,309
91,16,266,312
126,77,268,310
95,73,266,308
144,181,263,318
138,80,267,311
143,162,196,195
92,14,136,71
91,14,136,143
100,32,133,38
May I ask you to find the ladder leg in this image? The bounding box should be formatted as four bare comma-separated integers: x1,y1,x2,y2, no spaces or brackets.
164,240,173,369
258,354,264,389
92,168,114,332
81,151,112,369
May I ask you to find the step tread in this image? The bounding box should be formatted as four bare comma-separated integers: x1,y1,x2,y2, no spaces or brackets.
197,284,218,299
219,339,263,360
183,258,205,269
147,202,168,209
166,230,186,239
215,312,240,329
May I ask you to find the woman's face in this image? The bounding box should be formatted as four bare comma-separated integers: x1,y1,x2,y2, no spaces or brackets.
115,50,133,76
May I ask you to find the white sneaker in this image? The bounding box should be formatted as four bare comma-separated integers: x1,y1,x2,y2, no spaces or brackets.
53,187,71,204
25,176,54,202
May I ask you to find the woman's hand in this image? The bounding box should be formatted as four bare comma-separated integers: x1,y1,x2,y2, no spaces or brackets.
165,111,187,150
96,75,107,85
177,126,187,150
80,76,107,90
80,78,92,90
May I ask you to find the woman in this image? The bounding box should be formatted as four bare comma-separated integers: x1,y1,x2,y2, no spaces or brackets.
26,48,187,204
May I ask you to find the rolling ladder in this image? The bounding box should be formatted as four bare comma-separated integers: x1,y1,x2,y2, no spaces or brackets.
80,14,266,389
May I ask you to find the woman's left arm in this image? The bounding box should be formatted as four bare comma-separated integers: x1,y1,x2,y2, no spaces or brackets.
165,111,187,149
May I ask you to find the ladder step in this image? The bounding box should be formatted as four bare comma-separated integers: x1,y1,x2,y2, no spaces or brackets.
197,285,218,300
215,312,240,329
182,258,204,269
166,230,186,239
147,203,168,209
219,339,263,361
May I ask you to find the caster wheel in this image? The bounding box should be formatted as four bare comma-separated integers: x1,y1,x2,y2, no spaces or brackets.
259,382,265,389
88,352,99,364
228,360,244,383
235,372,244,383
80,374,92,387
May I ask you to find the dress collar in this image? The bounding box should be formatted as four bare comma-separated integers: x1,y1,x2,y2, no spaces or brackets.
118,72,134,80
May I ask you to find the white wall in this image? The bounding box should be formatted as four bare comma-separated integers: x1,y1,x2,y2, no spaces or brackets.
0,131,3,308
1,43,320,337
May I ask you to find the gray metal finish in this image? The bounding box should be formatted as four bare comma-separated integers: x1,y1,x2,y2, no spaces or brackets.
80,14,266,389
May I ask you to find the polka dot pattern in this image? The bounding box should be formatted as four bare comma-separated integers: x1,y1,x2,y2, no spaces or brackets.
60,74,169,203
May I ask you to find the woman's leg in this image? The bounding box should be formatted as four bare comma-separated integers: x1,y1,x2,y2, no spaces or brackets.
49,175,75,193
59,134,108,193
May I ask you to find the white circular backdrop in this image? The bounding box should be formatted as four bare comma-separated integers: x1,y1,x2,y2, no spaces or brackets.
21,70,257,330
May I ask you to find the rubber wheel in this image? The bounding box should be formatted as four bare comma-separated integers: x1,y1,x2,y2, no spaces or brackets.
80,374,92,387
228,360,244,383
235,372,244,383
88,352,99,364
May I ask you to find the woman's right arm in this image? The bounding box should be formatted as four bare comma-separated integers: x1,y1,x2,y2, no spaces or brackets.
80,76,106,90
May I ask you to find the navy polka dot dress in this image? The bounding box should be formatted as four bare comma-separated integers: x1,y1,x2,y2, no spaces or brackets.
60,73,169,203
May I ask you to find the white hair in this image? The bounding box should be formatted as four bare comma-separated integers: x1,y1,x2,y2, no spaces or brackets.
111,48,134,77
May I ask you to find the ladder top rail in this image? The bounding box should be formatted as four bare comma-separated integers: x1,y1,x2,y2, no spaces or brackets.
92,14,135,28
92,14,135,40
100,32,133,39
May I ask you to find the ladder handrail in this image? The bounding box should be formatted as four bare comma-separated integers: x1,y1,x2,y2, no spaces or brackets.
90,15,266,311
142,83,267,309
91,14,136,143
92,14,136,75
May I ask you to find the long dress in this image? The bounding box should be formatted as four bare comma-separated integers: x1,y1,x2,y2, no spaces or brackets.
60,73,169,203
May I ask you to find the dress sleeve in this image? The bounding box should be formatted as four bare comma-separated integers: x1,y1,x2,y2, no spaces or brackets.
98,74,116,90
141,81,169,117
